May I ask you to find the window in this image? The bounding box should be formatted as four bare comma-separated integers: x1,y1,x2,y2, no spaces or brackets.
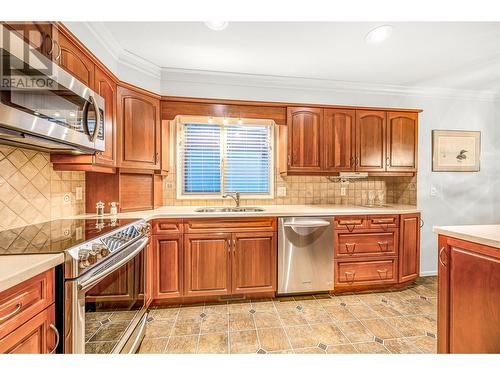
177,118,274,199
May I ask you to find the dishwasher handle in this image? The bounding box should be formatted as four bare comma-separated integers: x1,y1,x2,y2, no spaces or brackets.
282,219,331,228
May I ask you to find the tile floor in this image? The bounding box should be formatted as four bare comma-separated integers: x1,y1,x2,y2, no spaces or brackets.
138,276,437,354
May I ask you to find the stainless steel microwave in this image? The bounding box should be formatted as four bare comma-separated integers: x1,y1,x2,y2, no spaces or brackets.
0,24,105,153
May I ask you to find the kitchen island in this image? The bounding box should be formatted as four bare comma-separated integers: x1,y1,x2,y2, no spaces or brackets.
433,225,500,354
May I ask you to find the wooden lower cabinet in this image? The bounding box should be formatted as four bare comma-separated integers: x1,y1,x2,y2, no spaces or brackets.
0,304,57,354
153,235,183,299
437,236,500,354
232,232,276,294
336,259,397,286
184,233,232,297
399,213,420,282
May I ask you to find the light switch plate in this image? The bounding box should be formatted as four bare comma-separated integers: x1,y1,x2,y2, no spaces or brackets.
341,187,347,196
277,186,286,197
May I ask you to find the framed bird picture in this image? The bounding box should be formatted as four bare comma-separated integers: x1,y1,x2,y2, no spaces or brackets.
432,130,481,172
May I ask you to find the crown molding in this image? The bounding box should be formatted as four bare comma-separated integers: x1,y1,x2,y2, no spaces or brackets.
69,23,500,102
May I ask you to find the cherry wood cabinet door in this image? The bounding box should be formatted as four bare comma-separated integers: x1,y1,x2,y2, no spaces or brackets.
355,110,386,172
94,66,116,167
145,240,154,307
231,232,277,294
287,107,323,173
323,109,356,172
398,213,420,283
447,242,499,353
0,304,56,354
437,235,450,354
386,112,418,172
184,233,232,297
153,235,183,299
57,33,94,88
117,86,161,169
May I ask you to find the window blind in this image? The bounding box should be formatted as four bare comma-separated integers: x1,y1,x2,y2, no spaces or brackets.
224,125,272,194
182,123,221,193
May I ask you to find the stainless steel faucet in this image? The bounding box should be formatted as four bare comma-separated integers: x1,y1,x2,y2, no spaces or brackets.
222,192,241,207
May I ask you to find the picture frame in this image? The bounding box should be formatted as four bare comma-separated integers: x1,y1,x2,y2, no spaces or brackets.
432,130,481,172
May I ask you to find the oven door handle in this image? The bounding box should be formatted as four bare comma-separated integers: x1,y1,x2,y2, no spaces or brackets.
77,237,149,292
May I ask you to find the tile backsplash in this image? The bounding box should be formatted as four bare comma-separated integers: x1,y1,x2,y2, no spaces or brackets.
0,145,85,231
162,172,417,207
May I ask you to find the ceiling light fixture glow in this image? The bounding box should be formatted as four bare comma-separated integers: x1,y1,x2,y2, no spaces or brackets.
204,21,229,31
365,25,393,45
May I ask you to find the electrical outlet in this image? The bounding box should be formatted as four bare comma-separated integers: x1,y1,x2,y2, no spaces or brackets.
277,186,286,197
75,187,83,201
75,226,83,241
63,193,71,204
340,187,347,196
430,185,439,197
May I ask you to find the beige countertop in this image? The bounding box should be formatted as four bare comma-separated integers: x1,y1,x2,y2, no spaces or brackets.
433,224,500,249
77,204,421,221
0,253,64,293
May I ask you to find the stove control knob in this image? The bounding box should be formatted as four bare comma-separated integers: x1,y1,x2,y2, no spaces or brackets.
92,243,109,259
79,250,90,269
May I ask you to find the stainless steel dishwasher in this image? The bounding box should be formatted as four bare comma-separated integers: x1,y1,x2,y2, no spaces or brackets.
278,217,334,294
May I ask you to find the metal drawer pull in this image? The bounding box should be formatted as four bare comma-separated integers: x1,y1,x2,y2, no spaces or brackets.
49,324,60,354
0,302,22,322
377,241,389,251
439,247,447,267
377,269,389,277
345,243,356,253
344,271,356,281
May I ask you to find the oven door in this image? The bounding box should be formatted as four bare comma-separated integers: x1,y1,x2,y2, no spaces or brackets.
65,237,148,354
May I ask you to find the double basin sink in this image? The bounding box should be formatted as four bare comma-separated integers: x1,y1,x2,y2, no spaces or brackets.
195,207,265,213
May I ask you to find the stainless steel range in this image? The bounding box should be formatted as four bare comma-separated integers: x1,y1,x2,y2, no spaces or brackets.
0,218,151,354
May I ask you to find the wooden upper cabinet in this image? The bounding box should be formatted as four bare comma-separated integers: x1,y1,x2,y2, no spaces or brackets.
323,109,356,172
153,235,183,299
57,33,94,88
399,213,420,283
94,66,116,167
184,233,231,297
117,86,161,169
232,232,277,294
355,110,386,172
287,107,323,173
2,22,56,60
386,112,418,172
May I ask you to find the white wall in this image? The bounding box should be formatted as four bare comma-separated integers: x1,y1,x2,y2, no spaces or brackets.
65,24,500,275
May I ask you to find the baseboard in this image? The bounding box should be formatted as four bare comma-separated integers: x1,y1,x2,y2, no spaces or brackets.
420,270,438,277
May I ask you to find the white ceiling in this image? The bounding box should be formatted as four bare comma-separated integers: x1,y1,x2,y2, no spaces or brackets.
93,22,500,91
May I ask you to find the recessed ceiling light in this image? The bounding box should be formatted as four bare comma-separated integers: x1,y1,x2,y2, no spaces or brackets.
365,25,393,45
204,21,229,31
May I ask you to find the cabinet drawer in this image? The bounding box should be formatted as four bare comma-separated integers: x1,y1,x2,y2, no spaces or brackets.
334,216,367,231
367,215,399,229
336,231,397,258
152,219,183,235
184,217,277,233
0,270,54,339
336,259,397,285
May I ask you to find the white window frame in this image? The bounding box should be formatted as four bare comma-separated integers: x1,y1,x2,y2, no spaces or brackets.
176,116,275,200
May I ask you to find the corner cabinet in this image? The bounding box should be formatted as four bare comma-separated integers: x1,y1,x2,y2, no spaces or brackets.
437,235,500,354
116,85,161,170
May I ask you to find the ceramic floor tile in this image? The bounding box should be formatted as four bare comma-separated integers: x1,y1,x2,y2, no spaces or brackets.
360,319,403,340
257,328,291,352
251,300,277,312
404,315,437,335
347,304,379,320
229,330,259,353
326,344,358,354
355,292,386,304
197,333,228,354
367,302,403,318
165,335,198,354
354,341,390,354
336,321,375,343
177,306,204,318
383,316,423,337
228,302,252,314
278,309,308,326
200,313,228,334
336,294,363,305
383,338,422,354
145,319,175,338
138,338,168,354
406,336,437,354
204,303,228,315
285,325,319,349
309,323,350,346
324,305,357,322
172,317,201,336
293,347,326,354
150,307,180,320
300,306,332,324
254,311,282,329
229,312,255,331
